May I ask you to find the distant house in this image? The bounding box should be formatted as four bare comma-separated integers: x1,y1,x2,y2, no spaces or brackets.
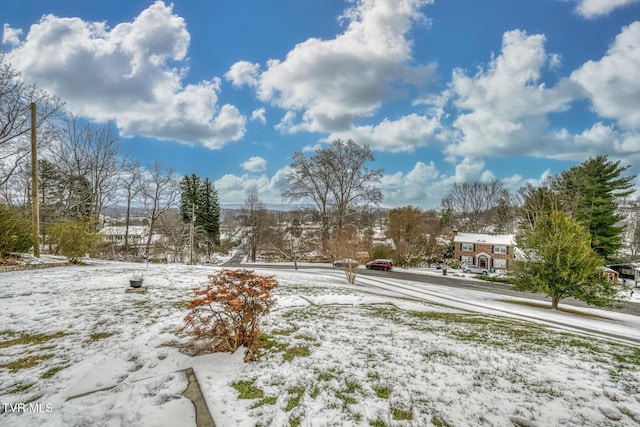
453,232,516,271
100,226,149,248
371,228,396,250
606,262,640,285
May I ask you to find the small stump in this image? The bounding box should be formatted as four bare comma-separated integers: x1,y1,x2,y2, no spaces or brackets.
130,279,144,288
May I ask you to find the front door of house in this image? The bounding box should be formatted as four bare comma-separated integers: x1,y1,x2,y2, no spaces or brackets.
478,256,488,269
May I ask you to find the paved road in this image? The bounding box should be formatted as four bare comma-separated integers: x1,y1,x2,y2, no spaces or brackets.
223,252,640,317
360,267,640,317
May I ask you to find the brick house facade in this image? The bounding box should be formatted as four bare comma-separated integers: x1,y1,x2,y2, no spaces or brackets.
453,232,516,271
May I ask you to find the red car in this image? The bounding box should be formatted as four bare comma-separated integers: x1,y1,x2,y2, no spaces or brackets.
365,259,393,271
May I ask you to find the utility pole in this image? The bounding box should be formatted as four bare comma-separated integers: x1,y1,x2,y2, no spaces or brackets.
30,102,40,257
190,203,195,265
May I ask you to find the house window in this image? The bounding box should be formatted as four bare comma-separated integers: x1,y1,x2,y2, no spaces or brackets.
461,243,474,252
461,255,474,265
493,245,508,255
493,258,508,269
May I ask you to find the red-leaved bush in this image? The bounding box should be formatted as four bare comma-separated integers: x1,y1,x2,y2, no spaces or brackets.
179,269,279,361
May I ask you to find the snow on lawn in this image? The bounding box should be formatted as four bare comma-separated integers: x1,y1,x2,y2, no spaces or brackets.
1,262,640,426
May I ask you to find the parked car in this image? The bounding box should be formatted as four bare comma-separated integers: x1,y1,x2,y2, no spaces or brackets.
365,259,393,271
333,258,359,269
462,264,489,275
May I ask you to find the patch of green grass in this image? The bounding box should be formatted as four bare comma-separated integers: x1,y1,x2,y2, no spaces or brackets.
345,380,362,394
367,371,380,381
283,345,310,362
317,371,336,382
273,326,299,336
0,331,67,348
88,332,113,342
289,417,301,427
41,365,66,379
173,300,190,310
250,396,277,409
431,415,453,427
335,379,362,408
391,407,413,421
423,348,456,361
285,386,305,412
231,379,264,400
500,299,611,319
256,333,288,356
310,385,320,399
294,334,315,341
369,420,388,427
24,394,43,404
7,382,33,394
0,354,53,372
373,385,390,399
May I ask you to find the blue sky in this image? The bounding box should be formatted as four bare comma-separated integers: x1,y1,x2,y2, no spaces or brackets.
2,0,640,209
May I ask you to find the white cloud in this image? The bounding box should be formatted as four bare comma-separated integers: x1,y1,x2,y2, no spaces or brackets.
380,161,448,208
2,24,22,46
327,113,442,153
255,0,435,133
215,168,289,206
571,22,640,130
225,61,260,87
446,29,580,159
574,0,640,18
4,1,246,149
250,108,266,124
241,156,268,172
548,123,640,168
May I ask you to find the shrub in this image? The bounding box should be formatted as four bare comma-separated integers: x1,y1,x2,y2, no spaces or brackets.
0,205,33,257
47,218,99,263
448,259,461,269
179,269,279,361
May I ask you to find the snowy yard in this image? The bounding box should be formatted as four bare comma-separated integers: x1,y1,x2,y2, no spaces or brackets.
1,261,640,426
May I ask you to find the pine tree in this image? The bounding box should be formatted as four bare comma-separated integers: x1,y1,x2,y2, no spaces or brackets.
180,174,201,223
555,155,635,260
179,174,221,258
198,178,221,249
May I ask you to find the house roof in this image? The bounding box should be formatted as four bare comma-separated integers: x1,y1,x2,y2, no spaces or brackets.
453,232,516,246
100,226,149,237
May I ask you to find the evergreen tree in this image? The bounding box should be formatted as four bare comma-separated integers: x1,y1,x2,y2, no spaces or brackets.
198,178,221,248
555,155,635,260
180,174,201,223
514,210,620,309
179,174,221,258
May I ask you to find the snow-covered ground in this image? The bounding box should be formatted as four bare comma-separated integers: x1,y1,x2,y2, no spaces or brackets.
1,260,639,426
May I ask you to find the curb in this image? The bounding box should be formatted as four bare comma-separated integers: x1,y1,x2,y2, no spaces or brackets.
182,368,216,427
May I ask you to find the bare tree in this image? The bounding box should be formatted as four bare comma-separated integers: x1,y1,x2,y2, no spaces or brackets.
283,139,382,246
0,54,63,188
118,159,144,253
141,161,179,257
240,193,267,262
386,206,444,267
441,179,511,232
267,215,315,270
155,209,189,263
47,117,121,225
327,226,368,284
283,151,332,244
